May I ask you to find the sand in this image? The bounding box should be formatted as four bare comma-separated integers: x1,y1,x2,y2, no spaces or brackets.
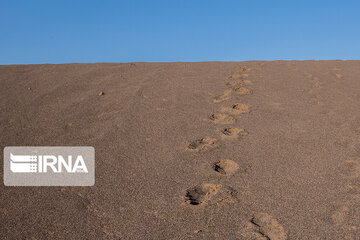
1,60,360,239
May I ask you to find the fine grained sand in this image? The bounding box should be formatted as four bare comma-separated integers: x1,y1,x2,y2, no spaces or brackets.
1,61,360,239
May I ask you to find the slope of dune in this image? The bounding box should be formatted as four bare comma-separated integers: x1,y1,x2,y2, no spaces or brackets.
1,61,360,239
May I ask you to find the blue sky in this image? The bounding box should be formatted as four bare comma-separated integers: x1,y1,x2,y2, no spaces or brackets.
1,0,360,64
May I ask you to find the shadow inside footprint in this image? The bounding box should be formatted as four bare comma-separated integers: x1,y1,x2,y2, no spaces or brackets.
213,159,239,175
185,184,221,205
187,137,217,152
221,127,248,139
208,113,236,124
251,213,287,240
234,87,252,95
185,184,237,206
232,103,250,113
222,103,250,115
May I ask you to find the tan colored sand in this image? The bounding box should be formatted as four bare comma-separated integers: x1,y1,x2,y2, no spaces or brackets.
1,61,360,239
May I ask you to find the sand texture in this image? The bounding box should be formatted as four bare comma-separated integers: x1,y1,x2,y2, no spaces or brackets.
1,61,360,239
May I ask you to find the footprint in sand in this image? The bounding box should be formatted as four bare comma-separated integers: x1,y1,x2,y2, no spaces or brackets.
310,76,322,89
331,67,342,79
234,86,252,95
184,183,237,205
221,103,250,115
243,79,252,85
213,159,239,175
337,159,360,178
229,72,249,79
238,66,250,72
345,182,360,195
304,72,313,78
221,127,248,140
250,213,287,240
207,113,236,124
214,89,232,103
335,73,342,79
186,137,218,152
352,141,360,155
331,205,350,226
228,67,250,80
227,80,244,87
227,79,252,88
330,204,358,238
333,68,342,79
305,74,325,105
239,222,268,240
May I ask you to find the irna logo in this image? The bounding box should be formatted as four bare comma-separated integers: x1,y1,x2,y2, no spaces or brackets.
10,153,88,173
4,146,95,186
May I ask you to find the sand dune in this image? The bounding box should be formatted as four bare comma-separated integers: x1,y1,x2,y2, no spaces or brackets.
1,61,360,239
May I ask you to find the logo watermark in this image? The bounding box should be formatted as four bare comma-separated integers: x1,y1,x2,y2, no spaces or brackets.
4,147,95,186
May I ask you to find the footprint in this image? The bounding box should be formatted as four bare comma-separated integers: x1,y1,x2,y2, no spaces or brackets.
251,213,287,240
221,127,248,140
337,160,360,178
239,231,268,240
331,205,350,225
243,79,252,85
239,66,250,72
227,79,252,87
239,222,268,240
229,72,249,80
335,73,342,79
221,103,250,115
234,87,252,95
345,182,360,195
213,159,239,175
214,89,232,103
311,76,322,88
208,113,236,124
227,80,244,87
186,137,218,152
304,72,313,78
185,184,221,205
352,142,360,155
309,95,322,105
184,183,237,205
267,102,286,110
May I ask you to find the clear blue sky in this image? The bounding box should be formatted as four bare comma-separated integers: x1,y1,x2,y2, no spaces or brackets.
1,0,360,64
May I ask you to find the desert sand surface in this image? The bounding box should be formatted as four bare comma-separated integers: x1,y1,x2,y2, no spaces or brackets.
1,61,360,239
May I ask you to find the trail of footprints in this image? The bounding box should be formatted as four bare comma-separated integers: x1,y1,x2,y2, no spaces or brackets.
184,66,287,239
325,67,360,238
331,159,360,238
332,138,360,238
305,72,323,105
306,67,343,105
307,67,360,237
